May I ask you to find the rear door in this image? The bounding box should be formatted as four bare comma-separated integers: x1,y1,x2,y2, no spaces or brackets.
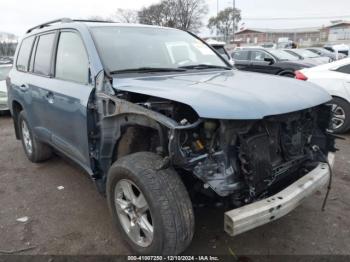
45,30,92,169
30,32,58,141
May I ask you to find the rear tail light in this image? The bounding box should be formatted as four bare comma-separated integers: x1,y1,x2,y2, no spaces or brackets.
295,70,308,81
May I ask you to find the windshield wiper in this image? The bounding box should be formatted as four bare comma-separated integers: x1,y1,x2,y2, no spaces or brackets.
178,64,232,70
109,67,186,74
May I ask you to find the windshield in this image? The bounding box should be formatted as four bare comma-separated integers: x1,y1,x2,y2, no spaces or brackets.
290,49,320,58
315,48,333,55
0,66,11,81
91,26,227,72
268,49,299,61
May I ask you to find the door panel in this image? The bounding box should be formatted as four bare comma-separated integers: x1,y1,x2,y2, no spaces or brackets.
42,79,93,167
45,30,92,168
249,50,279,74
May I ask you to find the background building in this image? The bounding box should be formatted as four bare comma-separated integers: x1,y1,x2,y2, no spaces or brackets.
323,21,350,44
234,21,350,47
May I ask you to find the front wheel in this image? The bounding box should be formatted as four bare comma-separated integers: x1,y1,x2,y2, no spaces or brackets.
107,152,195,255
328,97,350,133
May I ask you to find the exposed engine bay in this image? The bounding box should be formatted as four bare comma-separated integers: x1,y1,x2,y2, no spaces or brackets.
166,105,335,204
95,87,336,206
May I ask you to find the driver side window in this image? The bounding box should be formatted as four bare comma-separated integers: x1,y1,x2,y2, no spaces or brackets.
55,31,89,84
251,51,273,62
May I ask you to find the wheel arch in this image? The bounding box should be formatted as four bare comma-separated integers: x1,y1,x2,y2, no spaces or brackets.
97,111,170,179
277,70,295,77
331,95,350,105
111,113,167,162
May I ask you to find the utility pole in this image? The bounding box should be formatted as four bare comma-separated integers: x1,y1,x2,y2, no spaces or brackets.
217,0,219,16
216,0,219,38
232,0,236,43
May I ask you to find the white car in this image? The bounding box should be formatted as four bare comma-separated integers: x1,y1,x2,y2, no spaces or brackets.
296,58,350,133
0,64,12,113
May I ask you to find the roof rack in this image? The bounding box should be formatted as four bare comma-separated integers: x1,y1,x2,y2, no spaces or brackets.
26,18,114,34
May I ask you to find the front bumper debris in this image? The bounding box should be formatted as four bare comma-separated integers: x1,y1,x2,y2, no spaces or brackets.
224,153,335,236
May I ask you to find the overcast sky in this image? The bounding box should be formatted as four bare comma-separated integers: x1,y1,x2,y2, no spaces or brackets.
1,0,350,37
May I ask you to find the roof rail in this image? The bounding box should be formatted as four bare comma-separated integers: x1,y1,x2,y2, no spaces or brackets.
72,19,114,23
26,18,73,34
26,18,114,34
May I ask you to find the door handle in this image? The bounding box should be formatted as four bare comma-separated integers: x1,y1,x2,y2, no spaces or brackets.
19,84,29,92
45,91,55,104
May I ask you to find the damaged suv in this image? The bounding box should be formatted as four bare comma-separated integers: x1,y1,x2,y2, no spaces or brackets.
7,19,336,254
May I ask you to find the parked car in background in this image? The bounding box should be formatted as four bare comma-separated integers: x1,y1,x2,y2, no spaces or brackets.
307,47,346,61
0,64,12,113
232,48,314,77
206,39,234,65
324,44,349,57
296,58,350,133
285,49,331,65
260,42,277,49
0,56,13,65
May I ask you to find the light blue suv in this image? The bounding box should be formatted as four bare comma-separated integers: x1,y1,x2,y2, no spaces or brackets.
7,18,336,255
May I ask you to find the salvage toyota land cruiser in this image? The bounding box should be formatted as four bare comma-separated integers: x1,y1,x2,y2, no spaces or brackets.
7,19,336,255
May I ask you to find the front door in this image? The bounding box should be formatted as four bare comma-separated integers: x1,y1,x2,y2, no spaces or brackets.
43,30,92,169
249,50,278,74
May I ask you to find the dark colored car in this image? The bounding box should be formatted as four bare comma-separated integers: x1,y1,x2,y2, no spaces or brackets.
232,48,314,77
307,47,346,61
7,19,336,255
284,49,331,65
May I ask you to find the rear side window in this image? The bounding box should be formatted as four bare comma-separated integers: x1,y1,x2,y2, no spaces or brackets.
232,51,249,60
33,33,55,76
16,36,35,72
55,32,89,84
335,64,350,74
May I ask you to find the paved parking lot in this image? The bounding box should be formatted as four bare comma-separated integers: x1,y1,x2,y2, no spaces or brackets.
0,114,350,255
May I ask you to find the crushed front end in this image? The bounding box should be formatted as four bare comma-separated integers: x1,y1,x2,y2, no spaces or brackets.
168,104,336,234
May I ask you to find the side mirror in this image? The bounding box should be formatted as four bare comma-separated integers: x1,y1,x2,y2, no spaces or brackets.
264,57,274,65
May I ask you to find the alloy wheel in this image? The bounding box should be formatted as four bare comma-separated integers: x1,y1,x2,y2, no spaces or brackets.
114,179,154,247
330,103,346,131
21,120,33,155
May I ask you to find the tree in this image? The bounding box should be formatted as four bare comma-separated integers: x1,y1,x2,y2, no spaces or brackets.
112,8,138,23
208,7,241,42
138,0,208,32
86,16,114,22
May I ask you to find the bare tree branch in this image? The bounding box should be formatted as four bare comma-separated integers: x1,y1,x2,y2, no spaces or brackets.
138,0,208,32
113,8,138,23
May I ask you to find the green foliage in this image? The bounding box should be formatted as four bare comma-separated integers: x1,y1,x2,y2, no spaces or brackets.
208,7,241,41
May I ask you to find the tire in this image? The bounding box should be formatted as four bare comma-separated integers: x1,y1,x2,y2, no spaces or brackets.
18,111,52,162
107,152,195,255
329,97,350,134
